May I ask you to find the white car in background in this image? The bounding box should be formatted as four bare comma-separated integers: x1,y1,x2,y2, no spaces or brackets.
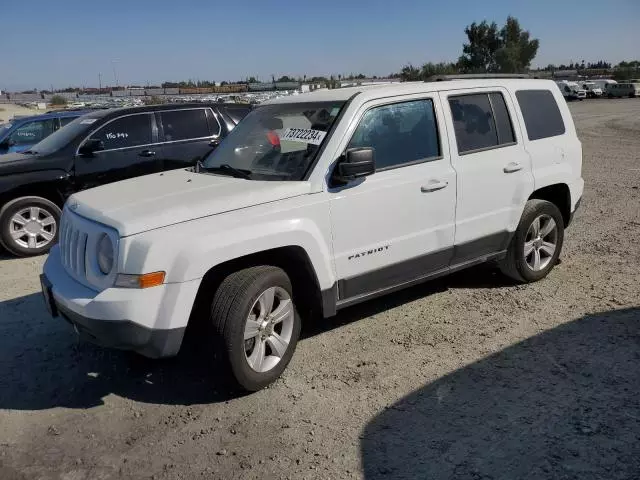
580,82,603,98
556,80,587,100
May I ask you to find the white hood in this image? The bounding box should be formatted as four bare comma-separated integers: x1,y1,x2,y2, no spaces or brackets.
70,169,312,236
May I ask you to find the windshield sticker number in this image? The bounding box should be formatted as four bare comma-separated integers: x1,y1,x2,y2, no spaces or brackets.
80,119,97,125
105,132,128,140
280,128,326,146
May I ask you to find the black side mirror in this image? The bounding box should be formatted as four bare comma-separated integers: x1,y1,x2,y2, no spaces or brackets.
208,138,221,148
78,139,104,157
0,140,9,150
333,147,376,184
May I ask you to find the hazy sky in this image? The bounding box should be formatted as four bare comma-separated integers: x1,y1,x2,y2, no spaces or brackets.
2,0,639,90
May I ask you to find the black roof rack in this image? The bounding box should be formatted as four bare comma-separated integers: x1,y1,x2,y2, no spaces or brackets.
427,74,531,82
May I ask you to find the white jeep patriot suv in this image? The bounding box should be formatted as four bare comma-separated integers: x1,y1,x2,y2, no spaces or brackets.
41,78,584,391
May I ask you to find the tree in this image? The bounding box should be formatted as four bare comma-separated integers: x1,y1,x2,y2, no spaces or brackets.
420,62,459,79
458,21,501,72
494,16,540,73
400,64,421,81
458,17,539,73
50,95,67,106
276,75,294,83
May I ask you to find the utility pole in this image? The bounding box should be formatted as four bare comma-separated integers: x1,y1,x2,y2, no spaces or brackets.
111,60,119,88
98,73,102,93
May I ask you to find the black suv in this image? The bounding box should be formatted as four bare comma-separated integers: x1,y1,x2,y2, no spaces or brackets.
0,103,251,257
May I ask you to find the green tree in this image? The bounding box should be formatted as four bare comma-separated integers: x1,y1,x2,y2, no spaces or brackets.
458,17,539,73
420,62,459,79
494,16,540,73
50,95,67,106
400,64,421,81
458,21,501,72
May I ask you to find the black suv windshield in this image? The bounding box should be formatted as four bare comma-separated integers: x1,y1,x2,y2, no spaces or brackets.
202,101,344,181
28,113,104,155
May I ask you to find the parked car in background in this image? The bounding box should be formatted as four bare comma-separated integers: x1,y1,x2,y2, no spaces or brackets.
0,110,92,155
556,81,587,101
591,79,617,92
0,103,251,257
41,77,583,391
580,82,603,98
605,82,640,98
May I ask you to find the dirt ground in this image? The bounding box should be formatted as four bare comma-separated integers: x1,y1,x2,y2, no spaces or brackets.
0,104,42,123
1,100,639,480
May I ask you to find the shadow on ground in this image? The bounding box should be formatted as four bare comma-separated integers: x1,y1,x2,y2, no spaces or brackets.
361,307,640,480
0,264,514,410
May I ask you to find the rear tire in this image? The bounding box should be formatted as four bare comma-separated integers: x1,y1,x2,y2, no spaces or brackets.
499,199,565,283
0,196,61,257
209,266,301,391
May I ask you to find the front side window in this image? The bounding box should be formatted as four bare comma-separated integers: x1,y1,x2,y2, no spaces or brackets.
90,114,153,150
515,90,566,141
9,119,55,146
201,101,344,181
160,109,213,142
449,93,516,154
348,99,440,169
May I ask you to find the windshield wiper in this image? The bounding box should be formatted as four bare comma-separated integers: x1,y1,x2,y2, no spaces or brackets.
202,163,252,180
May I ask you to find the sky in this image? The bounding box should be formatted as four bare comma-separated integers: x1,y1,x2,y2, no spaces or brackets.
2,0,639,90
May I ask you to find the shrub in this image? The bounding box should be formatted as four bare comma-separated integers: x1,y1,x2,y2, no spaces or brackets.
50,95,67,106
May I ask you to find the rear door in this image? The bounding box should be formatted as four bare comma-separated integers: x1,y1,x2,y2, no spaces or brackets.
74,112,160,190
440,88,534,263
156,107,220,170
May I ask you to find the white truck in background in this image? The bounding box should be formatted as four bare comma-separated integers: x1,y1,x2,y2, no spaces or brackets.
580,81,603,98
556,81,587,101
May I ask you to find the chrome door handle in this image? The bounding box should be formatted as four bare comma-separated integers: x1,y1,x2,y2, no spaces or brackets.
421,180,448,193
503,162,522,173
139,150,156,157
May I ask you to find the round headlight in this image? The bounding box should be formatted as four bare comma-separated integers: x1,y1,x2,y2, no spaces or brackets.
97,234,114,275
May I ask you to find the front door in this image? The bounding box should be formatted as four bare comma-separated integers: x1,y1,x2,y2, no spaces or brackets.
329,96,457,303
440,88,534,263
74,112,160,190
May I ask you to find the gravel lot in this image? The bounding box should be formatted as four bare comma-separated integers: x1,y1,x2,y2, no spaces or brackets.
1,100,639,480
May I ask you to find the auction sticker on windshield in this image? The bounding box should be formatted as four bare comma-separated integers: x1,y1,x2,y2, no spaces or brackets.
280,128,326,146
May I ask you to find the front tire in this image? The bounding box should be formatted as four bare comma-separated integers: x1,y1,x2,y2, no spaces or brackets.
210,266,301,391
499,199,565,283
0,196,61,257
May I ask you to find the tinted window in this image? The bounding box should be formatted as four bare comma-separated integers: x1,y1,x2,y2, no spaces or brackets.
160,109,211,142
489,93,515,145
9,119,56,145
223,105,252,124
59,117,77,127
348,100,440,169
515,90,566,141
91,114,153,149
449,94,499,153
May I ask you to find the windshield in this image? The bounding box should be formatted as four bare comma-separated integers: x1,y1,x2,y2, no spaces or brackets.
26,113,102,155
202,101,345,181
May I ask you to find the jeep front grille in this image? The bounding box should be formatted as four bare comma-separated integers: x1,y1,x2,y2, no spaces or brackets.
59,212,89,284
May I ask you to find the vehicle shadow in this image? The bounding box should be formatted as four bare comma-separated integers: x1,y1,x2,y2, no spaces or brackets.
0,265,517,410
360,307,640,479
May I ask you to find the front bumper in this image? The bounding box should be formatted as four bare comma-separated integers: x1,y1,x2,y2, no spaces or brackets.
42,246,200,358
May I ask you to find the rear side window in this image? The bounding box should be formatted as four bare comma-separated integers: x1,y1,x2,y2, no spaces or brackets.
348,99,440,169
223,105,252,124
448,93,514,154
515,90,566,141
59,117,77,127
160,109,211,141
91,113,153,149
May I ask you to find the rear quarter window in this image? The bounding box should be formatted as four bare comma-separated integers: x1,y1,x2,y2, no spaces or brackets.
515,90,566,141
223,105,252,124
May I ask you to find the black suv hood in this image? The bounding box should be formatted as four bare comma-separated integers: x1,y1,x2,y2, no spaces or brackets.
0,151,68,176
